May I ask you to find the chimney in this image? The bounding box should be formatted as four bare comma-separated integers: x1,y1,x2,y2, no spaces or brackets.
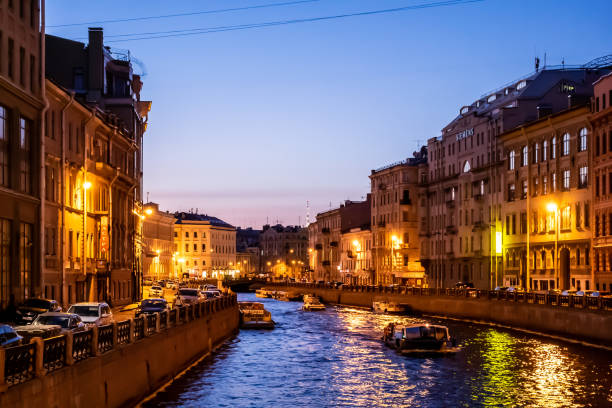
87,27,105,103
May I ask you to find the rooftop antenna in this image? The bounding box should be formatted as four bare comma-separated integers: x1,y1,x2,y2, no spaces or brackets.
544,52,547,69
298,216,301,227
535,56,540,72
146,191,150,202
562,57,565,68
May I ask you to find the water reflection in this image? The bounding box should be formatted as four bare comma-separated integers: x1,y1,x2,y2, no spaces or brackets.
144,294,612,408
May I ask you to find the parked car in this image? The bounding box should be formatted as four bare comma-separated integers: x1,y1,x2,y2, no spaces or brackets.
455,282,475,289
67,302,114,326
0,324,23,347
506,286,524,293
494,286,509,291
201,290,222,299
588,291,611,297
174,288,202,306
15,298,62,325
167,281,178,290
149,285,164,297
136,298,169,316
561,290,577,296
31,312,86,333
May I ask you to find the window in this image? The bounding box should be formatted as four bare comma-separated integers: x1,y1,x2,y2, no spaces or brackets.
19,117,31,193
552,173,557,192
19,46,25,86
522,146,528,166
508,183,515,201
201,244,206,251
585,203,590,227
0,106,8,187
579,166,588,188
20,223,32,299
0,219,10,309
534,143,539,163
509,151,516,170
517,80,527,90
185,244,189,252
579,128,587,152
521,180,527,199
45,166,56,201
562,133,570,156
8,38,14,79
174,231,177,237
29,54,35,92
185,232,189,238
463,160,471,173
576,203,581,228
561,206,571,230
193,243,197,251
563,170,570,190
194,232,198,238
480,180,485,196
552,137,557,159
542,176,548,195
543,140,548,161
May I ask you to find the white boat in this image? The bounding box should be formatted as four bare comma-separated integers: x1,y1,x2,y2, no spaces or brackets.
255,288,272,298
383,323,460,355
303,295,325,311
372,301,406,314
238,302,275,329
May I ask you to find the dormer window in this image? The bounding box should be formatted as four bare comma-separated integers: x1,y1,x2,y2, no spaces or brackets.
487,94,497,103
517,80,527,90
460,106,469,115
463,161,471,173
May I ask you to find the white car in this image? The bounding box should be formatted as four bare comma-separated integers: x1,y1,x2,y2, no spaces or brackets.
166,281,177,290
149,285,164,297
174,288,202,307
67,302,114,326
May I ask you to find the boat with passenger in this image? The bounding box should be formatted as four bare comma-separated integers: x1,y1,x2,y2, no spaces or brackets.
372,301,407,314
255,288,273,298
382,323,459,355
302,294,325,311
274,291,301,301
238,302,275,329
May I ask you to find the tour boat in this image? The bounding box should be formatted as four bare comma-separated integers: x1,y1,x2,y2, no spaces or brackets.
255,288,272,298
274,291,301,301
382,323,460,355
302,295,325,311
238,302,275,329
372,301,407,314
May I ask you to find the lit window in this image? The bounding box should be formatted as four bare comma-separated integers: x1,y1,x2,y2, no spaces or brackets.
480,180,485,196
542,176,548,195
563,170,570,190
463,161,471,173
522,146,528,166
562,133,570,156
562,206,571,230
509,151,516,170
0,106,7,187
522,180,528,199
579,128,587,152
579,166,588,188
487,94,497,103
517,80,527,90
552,173,557,192
542,140,548,161
551,137,557,159
534,143,539,163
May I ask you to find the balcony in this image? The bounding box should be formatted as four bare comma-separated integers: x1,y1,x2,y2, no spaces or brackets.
472,220,487,231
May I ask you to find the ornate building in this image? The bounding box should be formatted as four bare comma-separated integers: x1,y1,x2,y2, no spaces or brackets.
370,152,425,286
500,105,592,291
142,203,175,281
591,72,612,292
310,208,341,282
260,224,307,279
173,212,236,279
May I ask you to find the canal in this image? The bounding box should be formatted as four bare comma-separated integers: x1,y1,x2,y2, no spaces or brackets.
144,293,612,407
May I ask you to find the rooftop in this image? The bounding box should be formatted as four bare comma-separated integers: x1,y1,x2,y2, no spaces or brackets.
174,212,235,229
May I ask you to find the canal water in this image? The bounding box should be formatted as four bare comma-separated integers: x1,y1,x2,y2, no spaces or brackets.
144,293,612,407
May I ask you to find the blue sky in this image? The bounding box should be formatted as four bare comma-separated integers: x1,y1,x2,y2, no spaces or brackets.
46,0,612,228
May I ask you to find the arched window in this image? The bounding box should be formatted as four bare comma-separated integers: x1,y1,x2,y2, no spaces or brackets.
562,133,570,156
509,151,516,170
522,146,528,166
534,143,540,163
579,128,588,152
552,137,557,159
543,140,548,161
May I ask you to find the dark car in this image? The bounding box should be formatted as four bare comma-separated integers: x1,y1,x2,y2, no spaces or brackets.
455,282,475,289
0,324,23,347
15,298,62,325
136,298,169,316
33,312,86,333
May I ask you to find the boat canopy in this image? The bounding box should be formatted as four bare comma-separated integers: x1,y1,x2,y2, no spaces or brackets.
403,325,449,340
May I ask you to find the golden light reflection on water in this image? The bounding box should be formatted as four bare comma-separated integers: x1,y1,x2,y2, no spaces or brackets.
476,329,519,407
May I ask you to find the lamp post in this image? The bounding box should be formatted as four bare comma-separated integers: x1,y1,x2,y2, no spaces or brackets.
547,202,559,290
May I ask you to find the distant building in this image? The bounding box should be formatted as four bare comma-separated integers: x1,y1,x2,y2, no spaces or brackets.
173,212,236,279
370,153,426,286
591,72,612,292
260,224,308,279
142,203,175,281
236,227,261,277
309,209,341,282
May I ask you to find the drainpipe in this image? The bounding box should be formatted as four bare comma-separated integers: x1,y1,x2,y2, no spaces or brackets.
39,0,49,299
83,107,95,301
59,91,75,307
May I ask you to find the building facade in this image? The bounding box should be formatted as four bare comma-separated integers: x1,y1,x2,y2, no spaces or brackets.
0,0,44,312
339,227,373,285
260,224,308,279
142,203,175,282
591,72,612,292
173,212,236,279
44,28,151,306
310,208,341,282
500,105,592,291
421,65,609,289
370,152,425,286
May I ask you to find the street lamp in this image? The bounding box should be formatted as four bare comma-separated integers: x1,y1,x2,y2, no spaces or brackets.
547,202,559,289
145,208,153,215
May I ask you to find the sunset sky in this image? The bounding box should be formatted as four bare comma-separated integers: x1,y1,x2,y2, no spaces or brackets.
47,0,612,227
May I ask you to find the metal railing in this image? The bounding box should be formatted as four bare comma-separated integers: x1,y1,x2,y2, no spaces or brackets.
5,342,36,386
43,335,66,373
266,282,612,312
72,330,92,363
98,325,114,354
0,294,237,389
